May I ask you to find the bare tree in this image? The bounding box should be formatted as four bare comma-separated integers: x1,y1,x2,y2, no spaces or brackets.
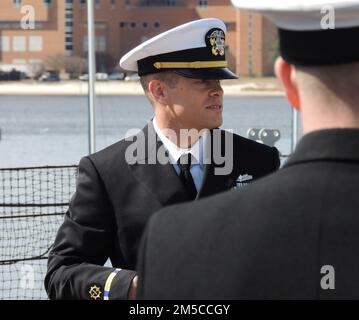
64,56,86,79
28,61,45,79
45,54,66,73
45,54,86,79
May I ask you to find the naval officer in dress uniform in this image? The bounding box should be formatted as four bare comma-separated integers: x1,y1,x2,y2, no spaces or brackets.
44,18,280,300
137,1,359,299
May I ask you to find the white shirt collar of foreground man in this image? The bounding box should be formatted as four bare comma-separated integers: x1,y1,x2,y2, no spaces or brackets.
152,117,208,168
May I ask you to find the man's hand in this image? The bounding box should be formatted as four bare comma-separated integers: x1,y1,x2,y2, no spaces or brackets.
127,275,138,300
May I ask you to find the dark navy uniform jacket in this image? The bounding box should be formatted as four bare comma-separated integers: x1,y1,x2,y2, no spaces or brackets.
45,121,279,300
137,129,359,299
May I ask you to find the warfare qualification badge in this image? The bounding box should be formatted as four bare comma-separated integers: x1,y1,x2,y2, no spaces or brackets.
206,28,225,56
89,285,102,300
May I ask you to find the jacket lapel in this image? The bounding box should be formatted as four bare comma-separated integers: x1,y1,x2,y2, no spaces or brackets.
197,129,239,199
129,122,190,206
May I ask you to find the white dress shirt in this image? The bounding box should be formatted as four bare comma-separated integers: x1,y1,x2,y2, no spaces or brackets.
153,117,209,192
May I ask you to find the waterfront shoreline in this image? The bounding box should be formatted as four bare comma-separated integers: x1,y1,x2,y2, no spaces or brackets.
0,79,285,97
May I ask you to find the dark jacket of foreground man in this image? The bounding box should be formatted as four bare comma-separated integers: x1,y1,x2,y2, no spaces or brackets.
45,122,279,300
137,129,359,299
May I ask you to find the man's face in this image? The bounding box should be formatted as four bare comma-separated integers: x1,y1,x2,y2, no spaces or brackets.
165,75,224,131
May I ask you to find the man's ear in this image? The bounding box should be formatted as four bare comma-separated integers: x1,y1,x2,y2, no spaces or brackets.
275,57,300,110
148,80,168,105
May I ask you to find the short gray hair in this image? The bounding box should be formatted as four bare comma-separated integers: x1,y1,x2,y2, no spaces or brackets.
140,71,179,95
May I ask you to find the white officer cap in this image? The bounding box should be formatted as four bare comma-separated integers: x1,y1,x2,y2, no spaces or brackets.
119,18,237,79
231,0,359,66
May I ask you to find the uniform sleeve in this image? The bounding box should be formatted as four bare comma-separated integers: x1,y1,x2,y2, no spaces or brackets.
136,213,153,300
44,156,137,300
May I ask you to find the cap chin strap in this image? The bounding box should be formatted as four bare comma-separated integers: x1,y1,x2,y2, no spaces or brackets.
153,61,228,69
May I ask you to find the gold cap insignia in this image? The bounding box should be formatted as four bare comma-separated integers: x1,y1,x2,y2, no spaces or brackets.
206,28,225,57
89,285,102,300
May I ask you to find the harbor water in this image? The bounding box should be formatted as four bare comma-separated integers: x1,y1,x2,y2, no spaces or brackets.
0,95,295,168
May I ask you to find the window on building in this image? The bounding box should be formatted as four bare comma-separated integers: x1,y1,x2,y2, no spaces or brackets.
43,0,52,6
111,0,116,8
13,0,22,7
10,22,21,29
28,59,43,65
66,21,73,27
65,36,73,43
80,0,86,7
225,22,235,31
248,29,252,40
95,0,100,8
131,22,136,28
12,36,26,52
154,22,160,28
66,44,73,50
83,36,87,50
119,22,126,28
29,36,43,52
0,36,10,52
142,22,148,28
0,22,11,29
95,22,106,29
198,0,208,7
83,36,106,52
96,36,106,52
12,59,26,65
138,0,178,6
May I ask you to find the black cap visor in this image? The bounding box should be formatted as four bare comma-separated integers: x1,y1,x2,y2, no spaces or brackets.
173,67,238,80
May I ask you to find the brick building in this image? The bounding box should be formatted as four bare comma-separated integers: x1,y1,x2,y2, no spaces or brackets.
0,0,278,76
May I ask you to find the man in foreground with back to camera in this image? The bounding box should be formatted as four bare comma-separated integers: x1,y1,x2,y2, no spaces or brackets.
45,18,280,300
137,0,359,299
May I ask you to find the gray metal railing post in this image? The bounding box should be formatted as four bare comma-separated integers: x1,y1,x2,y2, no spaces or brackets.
87,0,96,154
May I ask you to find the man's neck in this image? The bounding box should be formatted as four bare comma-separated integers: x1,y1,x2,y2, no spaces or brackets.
301,104,359,134
154,116,204,148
